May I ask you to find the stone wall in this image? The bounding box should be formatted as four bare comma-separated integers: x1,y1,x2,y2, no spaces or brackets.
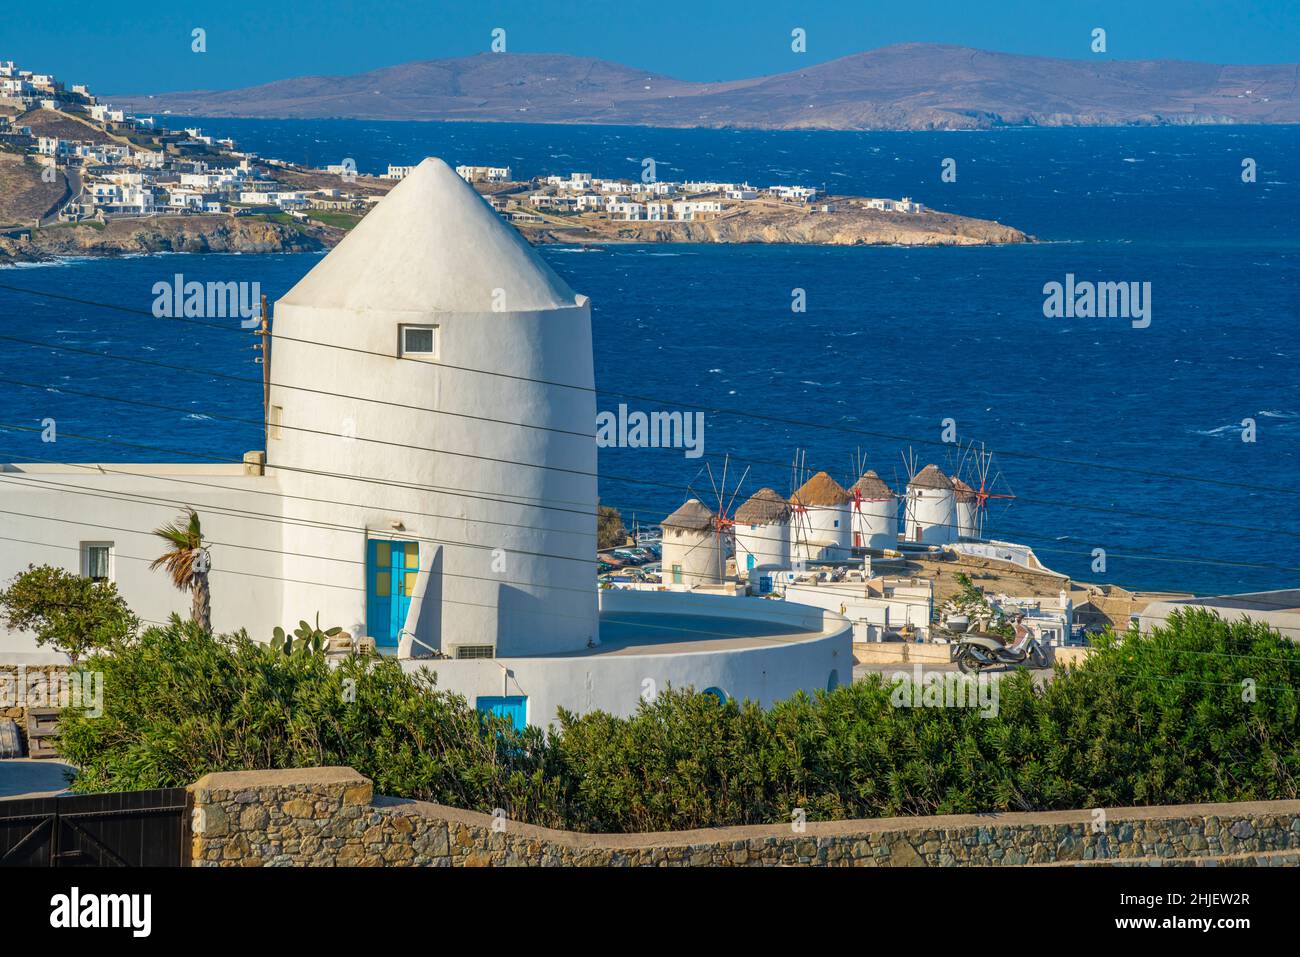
189,767,1300,867
0,664,69,753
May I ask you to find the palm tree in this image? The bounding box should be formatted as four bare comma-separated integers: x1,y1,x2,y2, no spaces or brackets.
150,508,211,631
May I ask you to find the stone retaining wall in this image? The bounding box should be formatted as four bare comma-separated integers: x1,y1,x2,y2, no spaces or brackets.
0,665,69,752
189,767,1300,867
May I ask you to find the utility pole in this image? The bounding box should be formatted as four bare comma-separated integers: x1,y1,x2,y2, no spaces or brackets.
253,293,271,449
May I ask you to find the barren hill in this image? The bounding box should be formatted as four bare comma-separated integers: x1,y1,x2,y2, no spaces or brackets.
112,44,1300,130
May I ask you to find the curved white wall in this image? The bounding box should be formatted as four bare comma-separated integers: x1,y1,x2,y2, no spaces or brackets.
405,588,854,728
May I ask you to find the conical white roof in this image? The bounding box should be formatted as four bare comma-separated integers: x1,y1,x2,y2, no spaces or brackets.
279,157,581,314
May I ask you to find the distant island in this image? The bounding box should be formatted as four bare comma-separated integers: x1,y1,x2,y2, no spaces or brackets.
0,58,1029,264
108,43,1300,130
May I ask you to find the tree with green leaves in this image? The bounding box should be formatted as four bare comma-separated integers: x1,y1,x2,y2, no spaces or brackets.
150,508,211,632
597,503,627,550
0,564,138,664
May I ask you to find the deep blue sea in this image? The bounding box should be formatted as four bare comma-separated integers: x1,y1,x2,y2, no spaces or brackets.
1,120,1297,596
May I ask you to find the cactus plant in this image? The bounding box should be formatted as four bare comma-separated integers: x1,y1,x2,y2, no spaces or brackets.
270,614,343,655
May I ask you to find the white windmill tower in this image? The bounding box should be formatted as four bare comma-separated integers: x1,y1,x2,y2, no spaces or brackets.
268,157,596,658
789,461,853,562
662,455,749,590
660,498,721,589
954,440,1016,541
847,447,899,551
902,447,957,545
734,487,793,580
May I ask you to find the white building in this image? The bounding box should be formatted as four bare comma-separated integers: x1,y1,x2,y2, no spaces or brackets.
612,201,645,220
868,197,925,214
660,499,723,589
0,157,851,727
456,165,511,183
733,488,792,583
782,576,933,644
1138,589,1300,643
672,200,722,221
848,470,897,551
905,464,956,545
790,472,853,561
239,190,307,209
770,185,817,202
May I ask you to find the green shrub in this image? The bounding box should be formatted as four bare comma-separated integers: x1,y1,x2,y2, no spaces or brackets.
58,617,567,826
55,608,1300,833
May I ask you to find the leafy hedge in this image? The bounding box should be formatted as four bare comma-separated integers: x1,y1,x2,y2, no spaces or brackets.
56,609,1300,833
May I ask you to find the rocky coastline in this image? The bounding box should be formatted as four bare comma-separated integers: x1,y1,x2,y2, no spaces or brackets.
0,204,1028,265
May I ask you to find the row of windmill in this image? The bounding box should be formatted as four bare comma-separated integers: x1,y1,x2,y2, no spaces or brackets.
660,442,1014,586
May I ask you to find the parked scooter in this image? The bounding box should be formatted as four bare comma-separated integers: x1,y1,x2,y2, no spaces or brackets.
952,623,1048,674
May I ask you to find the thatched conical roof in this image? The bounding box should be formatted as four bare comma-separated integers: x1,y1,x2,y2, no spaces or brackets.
909,464,951,490
663,498,716,531
850,470,894,500
790,471,851,507
735,487,792,525
950,476,977,501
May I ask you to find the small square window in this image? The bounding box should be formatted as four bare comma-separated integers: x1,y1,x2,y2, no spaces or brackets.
81,542,113,582
400,324,438,358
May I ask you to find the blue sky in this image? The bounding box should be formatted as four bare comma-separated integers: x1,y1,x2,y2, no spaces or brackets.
3,0,1298,93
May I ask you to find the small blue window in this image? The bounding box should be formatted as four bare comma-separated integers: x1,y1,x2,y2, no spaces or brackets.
702,686,728,704
476,695,527,731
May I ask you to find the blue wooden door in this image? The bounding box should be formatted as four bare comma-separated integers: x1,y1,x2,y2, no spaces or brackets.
476,696,528,731
367,539,417,648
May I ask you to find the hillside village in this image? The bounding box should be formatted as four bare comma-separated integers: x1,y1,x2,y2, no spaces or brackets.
0,59,387,229
0,59,1026,260
444,163,926,225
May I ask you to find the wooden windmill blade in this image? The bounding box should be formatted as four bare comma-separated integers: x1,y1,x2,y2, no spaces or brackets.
715,457,750,568
970,442,1016,539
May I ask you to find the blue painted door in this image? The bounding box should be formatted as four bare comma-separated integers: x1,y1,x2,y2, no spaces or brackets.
366,539,418,648
476,696,528,731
